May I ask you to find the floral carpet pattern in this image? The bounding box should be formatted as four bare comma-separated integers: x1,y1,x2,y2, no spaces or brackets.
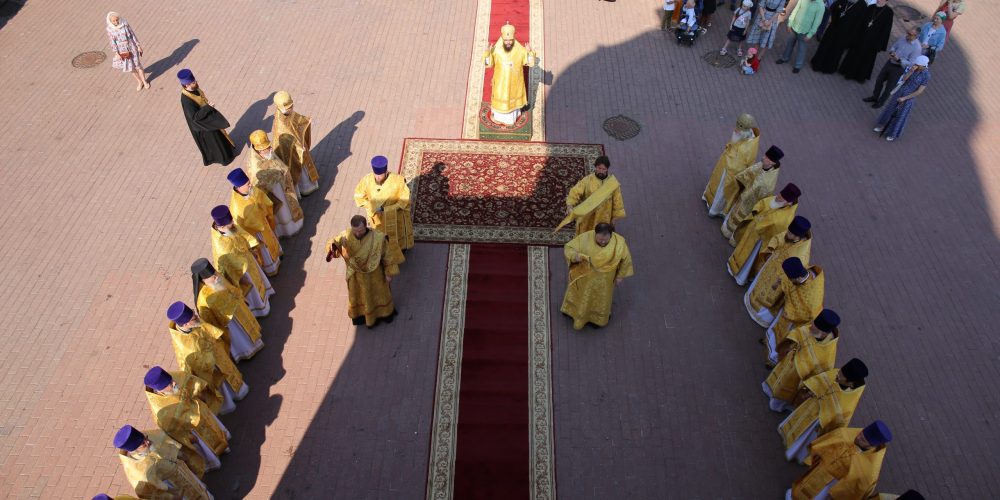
401,139,604,245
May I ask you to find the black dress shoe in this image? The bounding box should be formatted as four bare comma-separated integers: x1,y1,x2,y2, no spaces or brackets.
792,68,800,74
862,96,877,103
873,102,885,109
775,59,787,65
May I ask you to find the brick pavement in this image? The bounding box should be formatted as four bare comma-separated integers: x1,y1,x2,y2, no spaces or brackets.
0,0,997,498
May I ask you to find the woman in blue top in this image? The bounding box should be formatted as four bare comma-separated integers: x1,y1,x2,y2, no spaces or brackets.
919,13,948,62
873,55,931,142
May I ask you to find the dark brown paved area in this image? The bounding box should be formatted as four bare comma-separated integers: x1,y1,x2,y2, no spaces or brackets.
0,0,998,498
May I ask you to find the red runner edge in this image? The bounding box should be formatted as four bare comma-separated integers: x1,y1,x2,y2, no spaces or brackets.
453,243,531,499
482,0,531,102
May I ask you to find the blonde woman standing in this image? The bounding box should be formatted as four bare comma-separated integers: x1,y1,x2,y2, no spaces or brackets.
106,12,149,91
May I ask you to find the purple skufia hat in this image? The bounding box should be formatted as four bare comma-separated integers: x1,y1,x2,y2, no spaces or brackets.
177,68,195,85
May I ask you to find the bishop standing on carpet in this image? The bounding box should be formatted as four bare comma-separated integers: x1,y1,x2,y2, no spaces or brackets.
484,22,536,126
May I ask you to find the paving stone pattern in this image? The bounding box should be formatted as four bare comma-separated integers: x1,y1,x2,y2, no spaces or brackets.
0,0,997,498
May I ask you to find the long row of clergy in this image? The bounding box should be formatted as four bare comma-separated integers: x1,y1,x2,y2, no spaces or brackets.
94,90,326,500
704,113,923,500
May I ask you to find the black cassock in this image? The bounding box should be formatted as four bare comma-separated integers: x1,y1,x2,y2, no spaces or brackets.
181,91,236,166
838,4,894,82
810,0,869,74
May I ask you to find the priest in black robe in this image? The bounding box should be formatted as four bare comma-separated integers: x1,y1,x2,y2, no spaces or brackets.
809,0,868,74
838,0,894,82
178,69,236,166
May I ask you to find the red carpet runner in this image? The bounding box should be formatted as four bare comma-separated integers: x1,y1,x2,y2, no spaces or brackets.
453,0,535,496
453,244,531,498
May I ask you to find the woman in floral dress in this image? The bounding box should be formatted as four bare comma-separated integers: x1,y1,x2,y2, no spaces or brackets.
745,0,787,63
106,12,149,91
873,55,931,142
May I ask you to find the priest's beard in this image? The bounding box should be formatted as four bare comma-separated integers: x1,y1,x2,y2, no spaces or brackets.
210,280,226,292
730,129,753,143
503,41,514,52
595,172,608,180
263,151,274,160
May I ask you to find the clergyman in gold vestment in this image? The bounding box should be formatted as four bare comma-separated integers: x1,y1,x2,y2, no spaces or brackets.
727,183,801,285
142,367,229,468
210,204,274,317
703,113,760,216
484,22,536,125
763,309,840,413
354,155,413,259
788,421,891,500
113,425,211,500
741,215,812,293
167,300,247,414
561,223,634,330
193,257,264,363
227,167,282,277
248,129,304,237
721,144,783,239
326,216,402,328
564,155,626,236
272,90,320,196
779,359,868,463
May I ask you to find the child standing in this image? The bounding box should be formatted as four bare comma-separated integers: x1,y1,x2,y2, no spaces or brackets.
719,0,754,56
662,0,678,30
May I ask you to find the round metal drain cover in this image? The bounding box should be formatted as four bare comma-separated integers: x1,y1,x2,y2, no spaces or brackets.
72,51,106,69
702,51,737,68
603,115,641,141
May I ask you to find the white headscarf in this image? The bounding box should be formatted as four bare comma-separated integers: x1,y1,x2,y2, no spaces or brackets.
106,12,125,32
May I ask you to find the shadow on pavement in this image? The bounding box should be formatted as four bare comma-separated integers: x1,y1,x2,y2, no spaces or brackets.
204,111,363,498
145,38,200,83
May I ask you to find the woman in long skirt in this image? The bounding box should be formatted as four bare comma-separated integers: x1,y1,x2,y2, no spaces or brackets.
874,56,931,142
105,12,149,91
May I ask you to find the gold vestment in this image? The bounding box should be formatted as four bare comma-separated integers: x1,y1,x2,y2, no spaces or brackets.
485,38,535,113
791,427,886,499
247,151,304,221
560,231,634,330
780,369,865,451
722,162,780,238
118,429,209,499
765,326,839,403
229,187,282,273
272,110,319,185
327,229,402,326
143,371,229,456
703,131,760,210
169,321,243,401
354,173,414,254
565,174,626,235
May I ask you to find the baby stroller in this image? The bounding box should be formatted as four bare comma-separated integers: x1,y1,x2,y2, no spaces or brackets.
676,24,699,46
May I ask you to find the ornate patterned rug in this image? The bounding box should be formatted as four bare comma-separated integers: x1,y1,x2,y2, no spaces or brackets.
401,138,604,245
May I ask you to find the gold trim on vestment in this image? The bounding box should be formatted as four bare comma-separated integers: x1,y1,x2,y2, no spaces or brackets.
527,246,556,500
426,244,471,500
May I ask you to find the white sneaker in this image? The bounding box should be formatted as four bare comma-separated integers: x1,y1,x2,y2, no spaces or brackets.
886,136,895,142
873,127,883,133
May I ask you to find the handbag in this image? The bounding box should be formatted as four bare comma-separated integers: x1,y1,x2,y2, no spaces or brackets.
117,50,132,59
